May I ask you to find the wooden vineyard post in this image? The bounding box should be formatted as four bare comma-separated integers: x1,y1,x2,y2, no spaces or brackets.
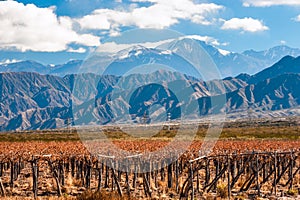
116,161,120,182
59,161,65,186
277,155,281,182
227,156,231,200
155,162,159,189
125,159,130,196
214,158,220,191
175,160,179,193
196,165,200,193
80,160,84,187
190,162,194,200
20,158,25,171
0,163,2,177
47,159,62,197
71,157,75,177
97,162,102,191
0,177,5,197
85,162,91,189
168,160,172,188
232,152,236,180
205,159,210,186
105,161,109,188
110,160,123,197
289,151,294,190
262,156,266,181
143,172,152,198
65,159,70,174
111,160,115,191
274,152,277,195
0,163,3,177
14,162,19,181
30,157,39,199
10,161,14,188
255,153,261,197
133,163,137,189
153,162,158,189
147,161,151,186
6,162,9,171
75,160,80,179
161,160,165,181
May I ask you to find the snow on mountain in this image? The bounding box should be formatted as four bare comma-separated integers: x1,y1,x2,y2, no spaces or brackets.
1,36,300,77
218,48,231,56
102,45,201,77
0,59,22,65
243,45,300,61
158,36,300,76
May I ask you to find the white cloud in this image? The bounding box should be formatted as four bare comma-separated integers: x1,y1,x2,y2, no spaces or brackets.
76,0,223,31
280,40,287,45
243,0,300,7
67,47,87,53
0,1,100,52
191,15,215,25
293,15,300,22
221,17,269,33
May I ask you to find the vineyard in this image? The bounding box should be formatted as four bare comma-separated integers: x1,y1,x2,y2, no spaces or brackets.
0,119,299,199
0,139,300,199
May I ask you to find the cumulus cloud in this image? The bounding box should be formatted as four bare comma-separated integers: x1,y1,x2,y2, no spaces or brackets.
0,1,224,52
221,17,269,33
293,15,300,22
243,0,300,7
0,1,100,52
77,0,223,32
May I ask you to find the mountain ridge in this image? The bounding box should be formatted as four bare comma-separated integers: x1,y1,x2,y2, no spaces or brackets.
0,51,300,131
0,62,298,131
2,40,300,77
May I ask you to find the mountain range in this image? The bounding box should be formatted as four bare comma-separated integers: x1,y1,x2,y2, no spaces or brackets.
0,55,299,131
1,37,300,77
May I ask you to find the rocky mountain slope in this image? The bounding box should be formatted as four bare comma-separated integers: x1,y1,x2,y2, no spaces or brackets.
0,56,299,131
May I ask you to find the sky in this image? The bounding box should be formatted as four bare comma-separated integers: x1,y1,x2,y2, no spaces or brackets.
1,0,300,65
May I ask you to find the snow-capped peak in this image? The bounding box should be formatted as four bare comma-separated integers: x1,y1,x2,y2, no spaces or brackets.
159,50,172,55
128,45,148,51
0,59,22,66
116,45,150,59
218,48,231,56
180,35,209,41
178,35,224,47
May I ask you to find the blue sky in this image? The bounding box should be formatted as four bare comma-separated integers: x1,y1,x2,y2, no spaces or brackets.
1,0,300,64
